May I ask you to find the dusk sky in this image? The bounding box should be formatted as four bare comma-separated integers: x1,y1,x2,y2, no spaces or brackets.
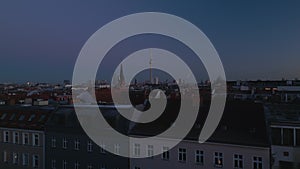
0,1,299,83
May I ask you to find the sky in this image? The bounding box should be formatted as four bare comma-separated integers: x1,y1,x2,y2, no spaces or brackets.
0,1,299,83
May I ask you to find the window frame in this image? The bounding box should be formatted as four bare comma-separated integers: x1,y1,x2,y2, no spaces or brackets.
178,148,187,162
214,152,223,168
162,146,170,160
195,150,204,165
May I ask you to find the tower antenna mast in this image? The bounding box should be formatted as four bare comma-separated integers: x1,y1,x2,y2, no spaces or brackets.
149,49,153,84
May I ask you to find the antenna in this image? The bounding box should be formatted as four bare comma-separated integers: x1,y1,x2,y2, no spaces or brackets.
149,49,153,84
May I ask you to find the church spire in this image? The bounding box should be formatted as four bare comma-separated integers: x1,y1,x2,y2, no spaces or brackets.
119,64,125,87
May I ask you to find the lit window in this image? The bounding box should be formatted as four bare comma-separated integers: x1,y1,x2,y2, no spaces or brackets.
178,148,187,162
234,154,243,168
134,143,140,157
87,140,93,152
147,145,154,158
13,152,19,165
22,153,29,166
253,156,263,169
162,147,169,160
195,150,204,164
214,152,223,167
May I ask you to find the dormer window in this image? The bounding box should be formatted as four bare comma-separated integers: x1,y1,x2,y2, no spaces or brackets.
18,115,25,121
0,113,7,120
9,113,16,121
38,115,46,122
28,114,36,122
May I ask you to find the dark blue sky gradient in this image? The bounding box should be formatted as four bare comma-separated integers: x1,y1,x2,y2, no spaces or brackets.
0,1,299,83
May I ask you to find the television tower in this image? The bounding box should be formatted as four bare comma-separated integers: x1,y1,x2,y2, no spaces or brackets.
149,49,153,84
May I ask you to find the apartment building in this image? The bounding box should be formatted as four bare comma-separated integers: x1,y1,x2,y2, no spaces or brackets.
0,106,53,169
45,105,131,169
266,103,300,169
130,101,271,169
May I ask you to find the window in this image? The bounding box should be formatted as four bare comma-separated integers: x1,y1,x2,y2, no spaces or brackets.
33,155,39,168
28,114,36,122
63,137,68,149
63,160,67,169
214,152,223,167
87,164,93,169
9,113,16,121
114,144,120,155
18,115,25,121
0,113,7,120
13,132,19,144
3,131,9,143
38,115,46,122
13,152,18,165
33,133,39,146
52,137,56,148
22,153,29,166
195,150,204,164
253,156,263,169
147,145,154,158
3,151,7,162
296,129,300,146
234,154,243,168
178,148,187,162
52,159,56,169
22,133,29,145
74,161,80,169
283,128,294,146
134,143,140,157
75,139,80,150
100,142,106,154
162,147,169,160
87,140,93,152
100,164,106,169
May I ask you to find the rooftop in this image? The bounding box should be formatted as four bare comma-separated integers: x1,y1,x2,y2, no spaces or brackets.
0,105,55,130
